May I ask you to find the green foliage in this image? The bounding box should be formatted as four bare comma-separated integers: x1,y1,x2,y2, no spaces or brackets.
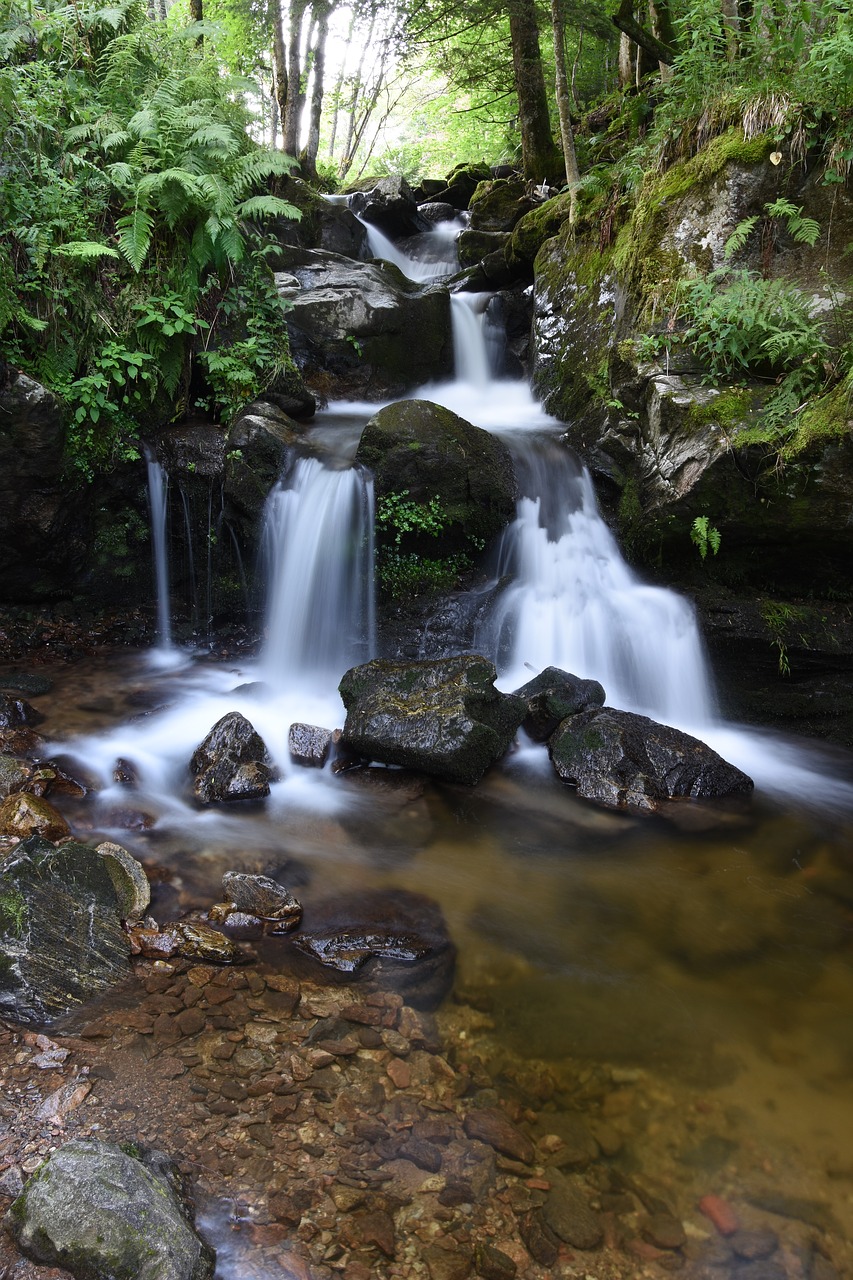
760,601,812,677
375,488,476,598
0,887,27,938
690,515,721,561
0,0,300,481
376,490,448,545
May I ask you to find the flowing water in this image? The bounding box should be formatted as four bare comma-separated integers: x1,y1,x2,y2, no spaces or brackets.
18,221,853,1274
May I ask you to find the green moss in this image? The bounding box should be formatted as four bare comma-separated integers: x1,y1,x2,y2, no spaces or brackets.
781,380,853,459
684,387,753,433
614,127,774,311
0,887,28,938
506,191,575,271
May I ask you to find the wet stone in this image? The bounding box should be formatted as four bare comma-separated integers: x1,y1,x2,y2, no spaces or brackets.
474,1241,517,1280
517,1210,559,1267
463,1108,535,1165
543,1175,604,1250
731,1228,780,1261
643,1213,687,1250
288,722,333,768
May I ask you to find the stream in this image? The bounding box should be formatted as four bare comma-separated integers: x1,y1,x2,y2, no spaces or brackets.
7,216,853,1277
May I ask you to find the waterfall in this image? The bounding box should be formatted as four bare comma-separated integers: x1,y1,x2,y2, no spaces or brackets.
356,217,461,282
261,456,376,687
482,439,716,726
145,448,173,653
450,293,491,386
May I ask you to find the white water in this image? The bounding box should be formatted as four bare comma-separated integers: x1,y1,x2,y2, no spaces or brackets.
261,456,375,687
144,449,175,660
357,216,462,282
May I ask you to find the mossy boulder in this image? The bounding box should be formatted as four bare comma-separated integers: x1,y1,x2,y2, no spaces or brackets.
457,229,510,270
513,667,606,742
469,178,536,232
339,655,527,784
550,707,754,811
222,400,300,539
355,398,517,557
0,836,131,1024
5,1139,215,1280
505,191,575,276
532,229,619,420
0,792,70,841
430,162,493,211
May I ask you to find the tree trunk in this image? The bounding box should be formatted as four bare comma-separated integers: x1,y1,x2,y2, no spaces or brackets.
648,0,675,77
189,0,203,41
283,0,307,158
303,2,329,175
551,0,580,218
272,0,289,148
618,29,633,88
612,0,674,65
507,0,558,180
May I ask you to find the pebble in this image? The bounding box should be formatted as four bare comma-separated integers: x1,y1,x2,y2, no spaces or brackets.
462,1109,535,1165
698,1192,740,1235
543,1176,604,1250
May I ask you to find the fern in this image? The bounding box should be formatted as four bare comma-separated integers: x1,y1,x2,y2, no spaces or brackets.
723,216,758,261
236,195,302,221
54,241,120,259
764,198,821,246
115,206,153,271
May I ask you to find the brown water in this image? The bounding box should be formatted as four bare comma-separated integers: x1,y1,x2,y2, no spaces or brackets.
8,649,853,1274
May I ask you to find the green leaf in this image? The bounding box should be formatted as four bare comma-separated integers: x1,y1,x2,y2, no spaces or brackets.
53,241,121,260
235,196,302,221
115,207,154,272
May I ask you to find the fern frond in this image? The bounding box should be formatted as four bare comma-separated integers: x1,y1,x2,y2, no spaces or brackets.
102,129,131,151
127,108,157,138
723,216,758,260
236,195,301,222
116,206,154,271
188,124,240,155
54,240,121,259
107,161,134,186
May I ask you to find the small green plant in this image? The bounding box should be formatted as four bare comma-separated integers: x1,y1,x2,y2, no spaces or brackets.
760,601,811,676
376,490,448,545
0,888,28,938
346,335,364,358
690,515,721,560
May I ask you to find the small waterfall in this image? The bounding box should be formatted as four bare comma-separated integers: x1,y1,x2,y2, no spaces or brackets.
356,217,461,282
481,438,716,727
450,293,491,386
261,456,376,686
145,448,172,652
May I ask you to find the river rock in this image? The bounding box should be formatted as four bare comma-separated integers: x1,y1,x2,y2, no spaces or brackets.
513,667,606,741
468,178,536,232
0,754,34,799
274,245,452,399
288,722,333,768
549,707,754,810
339,656,526,785
288,887,456,1009
356,398,517,560
348,175,427,238
190,711,278,804
220,871,302,926
4,1138,215,1280
0,792,70,841
0,835,130,1024
0,694,41,728
543,1173,604,1250
97,841,151,921
223,401,300,538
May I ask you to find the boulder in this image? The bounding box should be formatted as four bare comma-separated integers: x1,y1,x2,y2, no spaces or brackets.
288,887,456,1009
339,655,526,785
4,1139,215,1280
220,871,302,926
288,722,333,768
0,694,41,728
468,178,536,232
223,401,299,538
549,707,754,810
153,419,226,478
429,162,493,210
0,836,131,1025
96,842,151,922
0,754,34,800
190,712,278,804
513,667,606,742
272,246,453,399
417,201,459,224
457,229,510,270
347,176,427,238
355,398,517,558
0,792,70,841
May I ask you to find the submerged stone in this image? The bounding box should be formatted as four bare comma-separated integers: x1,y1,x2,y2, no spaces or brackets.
550,707,754,810
0,836,130,1025
5,1138,215,1280
97,841,151,922
221,871,302,926
339,655,526,785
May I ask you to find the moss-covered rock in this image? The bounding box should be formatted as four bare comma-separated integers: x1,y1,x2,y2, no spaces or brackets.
356,398,517,556
505,191,575,276
457,229,511,270
339,655,526,784
5,1139,215,1280
469,179,536,232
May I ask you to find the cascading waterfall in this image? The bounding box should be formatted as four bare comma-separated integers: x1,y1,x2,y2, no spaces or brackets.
356,216,462,282
261,455,376,687
145,448,173,653
450,293,491,386
482,438,716,725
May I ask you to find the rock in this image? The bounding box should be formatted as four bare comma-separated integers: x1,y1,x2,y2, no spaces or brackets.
418,201,458,224
697,1193,740,1235
0,693,41,728
97,841,151,921
462,1109,535,1164
220,871,302,926
287,887,456,1009
457,230,511,270
549,707,754,810
731,1228,779,1260
0,792,70,840
356,399,517,562
4,1138,215,1280
339,655,526,785
190,711,278,804
273,245,453,400
153,419,226,478
0,835,130,1024
0,671,52,696
288,722,333,768
348,175,427,238
0,753,34,799
474,1242,517,1280
468,179,536,232
429,161,493,211
543,1174,604,1250
518,1210,560,1266
223,402,299,539
642,1213,687,1249
513,667,606,741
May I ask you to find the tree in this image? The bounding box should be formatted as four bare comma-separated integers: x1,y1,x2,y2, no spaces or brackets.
507,0,560,178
